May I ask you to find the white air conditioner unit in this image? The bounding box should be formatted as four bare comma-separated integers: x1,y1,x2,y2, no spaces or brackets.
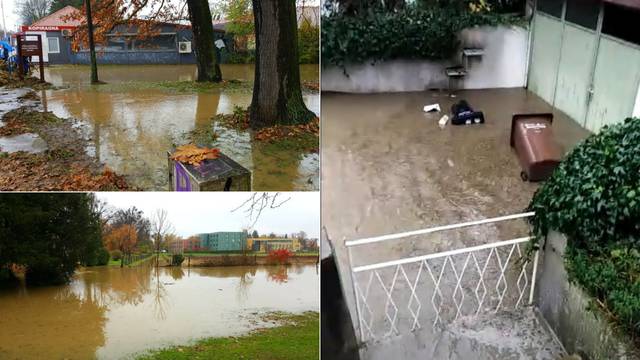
61,29,72,37
178,41,192,54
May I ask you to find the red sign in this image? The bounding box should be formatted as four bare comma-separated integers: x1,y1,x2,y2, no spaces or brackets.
20,25,75,32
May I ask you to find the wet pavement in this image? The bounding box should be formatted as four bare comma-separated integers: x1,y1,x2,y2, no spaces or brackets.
31,64,319,190
0,263,319,360
321,88,591,359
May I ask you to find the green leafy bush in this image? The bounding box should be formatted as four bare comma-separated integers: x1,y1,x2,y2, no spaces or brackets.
528,118,640,339
96,247,110,266
227,50,255,64
321,5,520,69
172,254,185,266
298,20,319,64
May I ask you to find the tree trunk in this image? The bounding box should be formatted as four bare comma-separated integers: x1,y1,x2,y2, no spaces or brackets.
186,0,222,82
250,0,315,129
85,0,99,84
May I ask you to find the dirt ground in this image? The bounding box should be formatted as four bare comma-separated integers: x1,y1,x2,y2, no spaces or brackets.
321,88,591,359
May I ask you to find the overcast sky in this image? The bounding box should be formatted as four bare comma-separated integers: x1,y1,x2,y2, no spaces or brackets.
97,192,319,239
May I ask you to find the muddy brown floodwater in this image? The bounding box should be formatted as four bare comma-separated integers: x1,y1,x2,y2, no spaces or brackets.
0,262,319,360
33,64,319,190
322,88,591,359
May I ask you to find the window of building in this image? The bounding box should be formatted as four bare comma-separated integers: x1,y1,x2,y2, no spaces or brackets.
566,0,600,30
47,37,60,54
602,2,640,46
134,34,176,51
102,36,133,52
537,0,564,18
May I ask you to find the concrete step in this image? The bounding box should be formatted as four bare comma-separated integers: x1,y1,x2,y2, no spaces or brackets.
360,308,565,360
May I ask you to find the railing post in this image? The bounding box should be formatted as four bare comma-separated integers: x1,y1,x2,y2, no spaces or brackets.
528,249,540,305
347,245,365,344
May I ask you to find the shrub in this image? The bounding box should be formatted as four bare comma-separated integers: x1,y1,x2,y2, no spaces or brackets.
171,254,185,266
96,247,110,266
110,250,122,261
528,118,640,339
227,50,255,64
267,249,293,265
321,5,520,70
298,19,319,64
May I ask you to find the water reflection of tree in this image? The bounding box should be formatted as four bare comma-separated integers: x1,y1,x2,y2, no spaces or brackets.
235,267,256,302
266,266,289,284
167,266,185,281
77,264,154,308
152,265,169,320
0,283,108,359
195,92,221,132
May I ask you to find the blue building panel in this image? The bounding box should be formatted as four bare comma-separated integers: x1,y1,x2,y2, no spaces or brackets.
199,232,247,252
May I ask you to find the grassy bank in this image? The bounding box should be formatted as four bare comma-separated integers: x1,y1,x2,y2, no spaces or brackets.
107,254,154,267
183,252,319,257
137,312,318,360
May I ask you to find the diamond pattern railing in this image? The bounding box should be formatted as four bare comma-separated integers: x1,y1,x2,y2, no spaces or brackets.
345,213,539,344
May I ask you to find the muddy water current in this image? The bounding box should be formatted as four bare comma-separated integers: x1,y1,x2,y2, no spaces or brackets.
0,263,319,359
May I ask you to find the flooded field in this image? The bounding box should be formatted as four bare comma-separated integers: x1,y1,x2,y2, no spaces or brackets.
0,262,319,359
33,64,319,190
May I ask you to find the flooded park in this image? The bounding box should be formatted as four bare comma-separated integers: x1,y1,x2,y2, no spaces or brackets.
0,261,319,360
28,64,319,190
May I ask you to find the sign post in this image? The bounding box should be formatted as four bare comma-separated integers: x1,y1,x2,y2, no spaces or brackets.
16,33,45,83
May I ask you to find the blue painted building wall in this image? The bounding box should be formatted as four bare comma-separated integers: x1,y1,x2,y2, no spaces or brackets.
45,22,231,65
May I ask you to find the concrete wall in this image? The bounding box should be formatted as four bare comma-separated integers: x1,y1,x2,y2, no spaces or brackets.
633,84,640,118
536,231,640,359
321,25,529,93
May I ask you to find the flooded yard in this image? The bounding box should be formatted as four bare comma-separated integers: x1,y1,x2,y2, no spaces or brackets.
322,88,591,359
0,262,319,359
32,64,319,190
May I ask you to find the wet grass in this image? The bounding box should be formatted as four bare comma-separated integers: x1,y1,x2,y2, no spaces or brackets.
107,254,154,267
91,79,252,94
83,79,318,95
259,132,319,154
136,312,318,360
0,108,63,136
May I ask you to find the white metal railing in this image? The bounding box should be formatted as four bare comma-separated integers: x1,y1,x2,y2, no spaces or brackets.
345,212,538,344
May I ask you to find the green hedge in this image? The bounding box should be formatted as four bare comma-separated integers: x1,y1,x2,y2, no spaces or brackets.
528,118,640,339
298,20,319,64
321,5,520,69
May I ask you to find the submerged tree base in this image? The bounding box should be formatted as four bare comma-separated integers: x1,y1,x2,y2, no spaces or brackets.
136,312,319,360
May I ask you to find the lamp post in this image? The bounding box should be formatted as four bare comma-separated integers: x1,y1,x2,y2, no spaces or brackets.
0,0,7,39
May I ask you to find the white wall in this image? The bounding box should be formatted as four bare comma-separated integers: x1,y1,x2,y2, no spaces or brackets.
321,26,529,93
633,83,640,118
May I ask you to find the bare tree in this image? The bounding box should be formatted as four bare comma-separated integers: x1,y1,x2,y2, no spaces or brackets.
16,0,50,25
151,209,174,267
232,192,291,228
